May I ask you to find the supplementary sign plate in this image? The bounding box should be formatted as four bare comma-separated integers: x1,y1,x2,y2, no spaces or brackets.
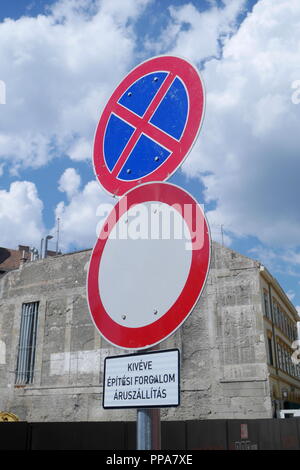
103,349,180,409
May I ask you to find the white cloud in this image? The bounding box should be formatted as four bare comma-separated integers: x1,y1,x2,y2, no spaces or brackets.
2,0,300,260
67,137,91,161
174,0,300,249
287,290,296,302
54,178,112,251
247,245,300,277
58,167,81,199
0,181,45,248
145,0,246,61
280,250,300,265
0,0,151,173
248,245,279,266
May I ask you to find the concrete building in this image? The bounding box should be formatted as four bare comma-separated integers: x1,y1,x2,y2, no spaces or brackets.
0,241,299,422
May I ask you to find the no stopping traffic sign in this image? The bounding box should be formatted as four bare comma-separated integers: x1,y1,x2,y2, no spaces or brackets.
93,56,205,196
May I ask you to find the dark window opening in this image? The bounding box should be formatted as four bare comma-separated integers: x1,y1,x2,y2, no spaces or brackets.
268,337,274,366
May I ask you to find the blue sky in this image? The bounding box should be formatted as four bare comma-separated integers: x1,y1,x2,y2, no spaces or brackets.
0,0,300,311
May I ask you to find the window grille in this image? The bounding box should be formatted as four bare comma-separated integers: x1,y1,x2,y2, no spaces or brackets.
15,302,39,385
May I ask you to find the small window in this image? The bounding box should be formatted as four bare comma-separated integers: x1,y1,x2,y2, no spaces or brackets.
268,337,274,366
285,349,290,374
279,309,284,331
15,302,39,385
283,348,287,372
287,350,292,375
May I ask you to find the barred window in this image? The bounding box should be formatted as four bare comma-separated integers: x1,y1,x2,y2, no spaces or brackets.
279,309,284,332
267,337,274,366
285,349,290,375
283,348,288,372
284,317,288,337
15,302,39,385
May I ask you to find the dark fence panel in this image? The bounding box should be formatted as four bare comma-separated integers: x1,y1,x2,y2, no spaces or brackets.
279,418,300,449
30,422,127,450
163,421,187,450
0,422,29,450
125,421,136,450
257,419,281,450
113,420,187,450
186,420,227,450
1,418,300,450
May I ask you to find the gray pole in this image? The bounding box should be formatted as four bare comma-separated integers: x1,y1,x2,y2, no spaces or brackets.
137,407,161,450
40,238,44,259
136,346,161,450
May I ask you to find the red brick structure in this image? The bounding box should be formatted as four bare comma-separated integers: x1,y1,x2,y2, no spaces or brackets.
0,245,31,275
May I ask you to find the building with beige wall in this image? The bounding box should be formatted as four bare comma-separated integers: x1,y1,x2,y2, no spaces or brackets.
260,267,300,413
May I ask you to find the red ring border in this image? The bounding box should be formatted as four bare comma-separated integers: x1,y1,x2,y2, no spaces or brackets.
87,182,211,350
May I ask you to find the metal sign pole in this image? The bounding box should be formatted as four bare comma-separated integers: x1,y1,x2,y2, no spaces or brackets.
136,346,161,450
137,407,161,450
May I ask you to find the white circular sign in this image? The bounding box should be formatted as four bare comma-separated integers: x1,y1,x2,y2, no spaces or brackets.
99,201,192,328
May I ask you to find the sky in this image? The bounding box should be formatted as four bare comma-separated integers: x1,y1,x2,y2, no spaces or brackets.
0,0,300,311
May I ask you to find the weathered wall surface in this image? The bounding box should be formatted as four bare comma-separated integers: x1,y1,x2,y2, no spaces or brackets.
0,243,272,422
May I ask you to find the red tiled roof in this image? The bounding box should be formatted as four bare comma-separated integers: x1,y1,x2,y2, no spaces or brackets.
0,246,30,272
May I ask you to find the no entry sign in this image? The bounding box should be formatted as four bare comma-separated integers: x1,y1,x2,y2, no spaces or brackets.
93,56,205,196
87,182,210,350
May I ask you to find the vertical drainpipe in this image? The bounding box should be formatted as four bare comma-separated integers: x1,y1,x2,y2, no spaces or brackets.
15,306,25,384
19,304,29,384
268,281,281,416
28,303,38,383
268,283,279,374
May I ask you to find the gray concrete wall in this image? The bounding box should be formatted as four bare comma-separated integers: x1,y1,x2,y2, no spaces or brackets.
0,242,272,422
